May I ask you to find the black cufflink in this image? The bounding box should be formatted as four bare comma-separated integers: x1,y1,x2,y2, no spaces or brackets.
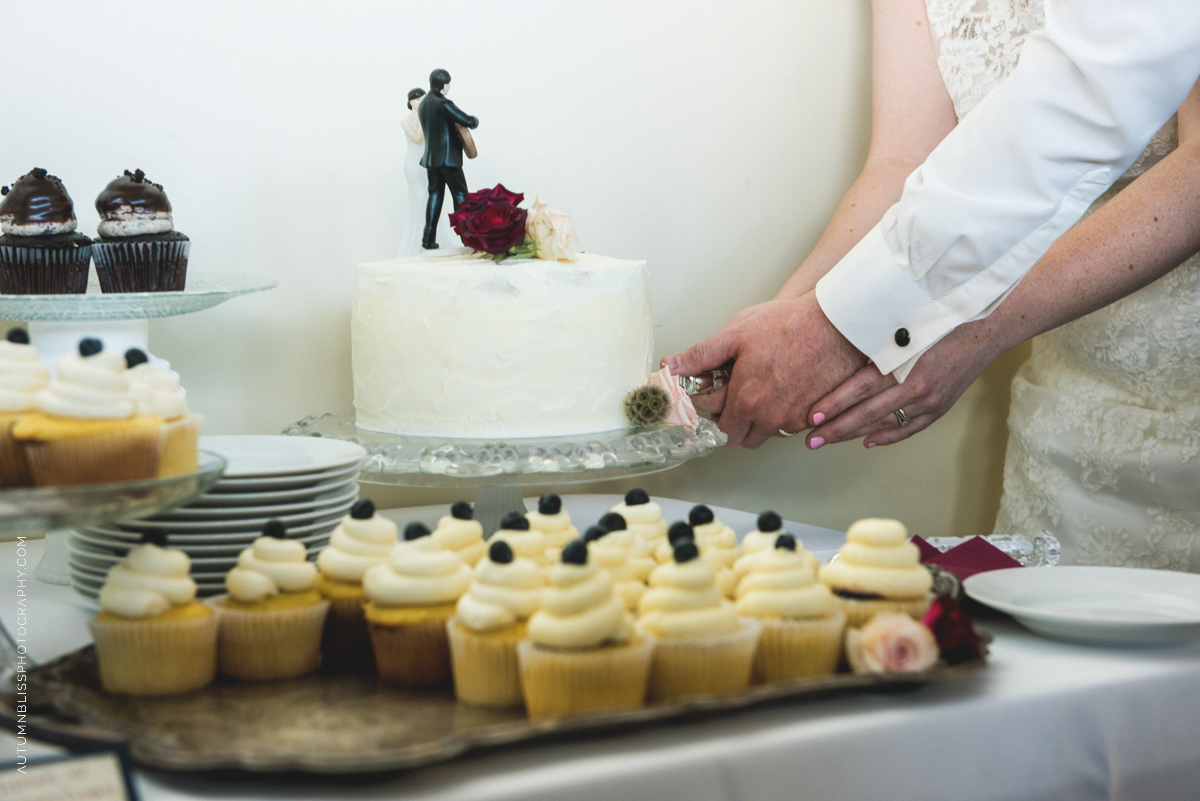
894,328,911,347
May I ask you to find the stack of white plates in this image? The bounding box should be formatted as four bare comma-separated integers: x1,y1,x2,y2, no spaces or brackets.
69,435,366,601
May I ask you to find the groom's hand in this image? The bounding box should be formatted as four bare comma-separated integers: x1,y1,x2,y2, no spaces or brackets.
663,292,868,448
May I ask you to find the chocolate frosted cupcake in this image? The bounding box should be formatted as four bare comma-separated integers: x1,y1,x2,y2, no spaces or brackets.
0,168,92,294
92,170,189,292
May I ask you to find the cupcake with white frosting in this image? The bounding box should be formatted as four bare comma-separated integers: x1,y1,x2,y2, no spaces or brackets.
315,499,396,669
215,520,329,680
517,539,653,719
655,516,739,599
733,533,845,682
363,523,472,685
447,539,544,707
742,511,820,572
687,505,742,597
582,525,645,611
490,512,550,567
432,500,487,566
88,531,217,695
819,518,934,627
609,488,669,549
124,348,202,478
12,337,163,486
596,512,656,582
0,328,48,487
526,493,579,553
637,539,760,702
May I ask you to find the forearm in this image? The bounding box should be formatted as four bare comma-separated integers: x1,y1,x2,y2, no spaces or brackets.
776,158,913,300
971,143,1200,360
817,2,1200,376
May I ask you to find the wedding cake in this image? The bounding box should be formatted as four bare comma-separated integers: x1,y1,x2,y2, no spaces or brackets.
351,183,666,440
352,249,654,439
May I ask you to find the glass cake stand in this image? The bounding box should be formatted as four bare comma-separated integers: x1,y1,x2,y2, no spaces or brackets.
0,271,278,369
284,411,727,534
1,451,227,583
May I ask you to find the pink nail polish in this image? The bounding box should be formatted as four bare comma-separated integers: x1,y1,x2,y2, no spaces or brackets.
810,437,825,449
812,412,825,425
866,442,876,448
668,357,681,372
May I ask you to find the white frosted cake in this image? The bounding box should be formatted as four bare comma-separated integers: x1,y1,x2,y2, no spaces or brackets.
351,251,654,439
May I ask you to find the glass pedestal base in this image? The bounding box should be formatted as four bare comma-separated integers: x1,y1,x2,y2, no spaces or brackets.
284,411,727,534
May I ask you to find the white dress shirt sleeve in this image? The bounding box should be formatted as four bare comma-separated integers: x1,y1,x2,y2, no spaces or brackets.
815,0,1200,380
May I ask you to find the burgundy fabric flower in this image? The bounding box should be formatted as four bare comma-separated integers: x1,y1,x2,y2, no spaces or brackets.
921,593,982,664
449,184,528,255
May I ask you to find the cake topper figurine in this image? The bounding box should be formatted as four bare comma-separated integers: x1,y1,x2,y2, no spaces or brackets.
418,68,479,251
397,86,428,257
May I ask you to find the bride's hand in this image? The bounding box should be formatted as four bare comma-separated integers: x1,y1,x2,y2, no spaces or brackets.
803,321,999,449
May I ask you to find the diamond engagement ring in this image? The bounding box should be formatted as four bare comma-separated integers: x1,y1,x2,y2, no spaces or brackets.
894,408,912,426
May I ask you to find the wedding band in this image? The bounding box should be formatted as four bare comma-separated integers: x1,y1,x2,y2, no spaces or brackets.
778,429,798,437
894,408,912,427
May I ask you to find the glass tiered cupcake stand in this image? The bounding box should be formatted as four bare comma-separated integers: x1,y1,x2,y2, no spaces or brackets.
285,410,727,533
0,452,227,693
0,271,275,580
0,271,277,368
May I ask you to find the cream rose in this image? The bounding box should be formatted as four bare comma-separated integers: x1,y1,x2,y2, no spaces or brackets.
526,196,577,262
845,613,939,674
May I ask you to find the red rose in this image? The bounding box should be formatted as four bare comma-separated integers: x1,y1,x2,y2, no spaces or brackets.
921,593,982,664
449,184,529,255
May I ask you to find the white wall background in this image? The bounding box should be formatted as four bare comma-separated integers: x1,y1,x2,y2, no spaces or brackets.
1,0,1026,538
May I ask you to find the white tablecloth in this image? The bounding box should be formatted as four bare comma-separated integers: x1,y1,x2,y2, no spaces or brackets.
4,495,1199,801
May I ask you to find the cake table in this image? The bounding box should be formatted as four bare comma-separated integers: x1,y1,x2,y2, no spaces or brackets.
285,410,726,534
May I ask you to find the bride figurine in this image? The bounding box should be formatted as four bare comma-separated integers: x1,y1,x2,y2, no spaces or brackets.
397,87,429,258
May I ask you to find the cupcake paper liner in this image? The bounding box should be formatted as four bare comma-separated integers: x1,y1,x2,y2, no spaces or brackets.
88,611,217,696
752,611,846,683
646,618,761,703
213,598,330,681
446,618,526,708
92,237,189,293
158,413,202,477
320,592,374,671
0,241,91,294
21,425,163,487
368,615,453,687
0,414,32,488
517,635,655,720
833,595,933,629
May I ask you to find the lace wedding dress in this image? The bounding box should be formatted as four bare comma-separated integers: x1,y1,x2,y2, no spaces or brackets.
926,0,1200,570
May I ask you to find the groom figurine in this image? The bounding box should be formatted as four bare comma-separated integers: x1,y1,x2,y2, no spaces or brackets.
419,68,479,250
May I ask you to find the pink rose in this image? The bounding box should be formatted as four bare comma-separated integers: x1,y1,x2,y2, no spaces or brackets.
845,613,939,674
647,365,699,432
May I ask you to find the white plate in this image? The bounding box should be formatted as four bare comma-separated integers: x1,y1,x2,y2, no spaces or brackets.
152,486,359,521
69,535,326,566
185,478,358,507
103,506,349,535
73,526,336,552
964,566,1200,645
198,435,366,478
107,500,354,533
208,464,361,493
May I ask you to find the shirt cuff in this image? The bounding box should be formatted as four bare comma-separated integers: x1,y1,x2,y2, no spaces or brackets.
815,225,952,376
